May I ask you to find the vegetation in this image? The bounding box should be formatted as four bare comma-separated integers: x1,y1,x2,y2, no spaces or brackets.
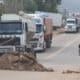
0,1,5,15
33,0,62,12
0,0,62,13
23,0,37,12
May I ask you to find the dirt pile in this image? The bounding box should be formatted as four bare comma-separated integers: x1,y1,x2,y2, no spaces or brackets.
0,52,53,71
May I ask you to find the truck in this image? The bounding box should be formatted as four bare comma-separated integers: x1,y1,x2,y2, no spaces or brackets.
35,11,63,30
64,18,80,32
19,12,53,51
29,14,53,51
0,14,36,53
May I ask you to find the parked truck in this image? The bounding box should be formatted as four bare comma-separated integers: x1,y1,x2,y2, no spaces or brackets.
30,15,53,51
0,14,36,53
35,11,63,30
19,12,53,51
64,18,80,32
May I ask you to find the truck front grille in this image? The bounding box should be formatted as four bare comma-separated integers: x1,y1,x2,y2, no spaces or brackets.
68,26,72,28
32,43,37,48
0,37,20,46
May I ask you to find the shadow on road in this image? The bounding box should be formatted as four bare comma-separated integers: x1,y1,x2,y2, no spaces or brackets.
36,46,62,54
46,46,62,54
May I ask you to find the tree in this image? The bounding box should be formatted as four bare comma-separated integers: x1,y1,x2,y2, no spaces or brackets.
33,0,62,12
0,1,5,15
3,0,62,13
57,0,62,5
23,0,37,13
3,0,23,13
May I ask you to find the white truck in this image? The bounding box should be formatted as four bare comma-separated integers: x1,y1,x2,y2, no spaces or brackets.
30,14,53,51
47,13,63,30
22,13,53,51
0,14,36,53
35,11,63,30
64,18,79,32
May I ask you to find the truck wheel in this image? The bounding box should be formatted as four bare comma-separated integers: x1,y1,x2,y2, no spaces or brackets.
46,43,50,48
46,41,51,48
31,49,37,59
76,27,79,32
43,42,46,52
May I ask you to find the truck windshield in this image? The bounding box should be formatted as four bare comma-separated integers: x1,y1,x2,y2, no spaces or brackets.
0,22,23,34
67,20,76,24
36,24,43,33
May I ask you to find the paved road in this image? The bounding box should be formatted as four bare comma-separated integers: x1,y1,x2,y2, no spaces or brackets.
37,33,80,66
1,70,80,80
0,70,54,80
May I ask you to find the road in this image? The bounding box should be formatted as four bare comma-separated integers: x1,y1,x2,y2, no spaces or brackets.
1,70,80,80
37,33,80,67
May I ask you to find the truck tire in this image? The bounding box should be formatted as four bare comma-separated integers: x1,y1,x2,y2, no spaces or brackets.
42,42,46,52
46,41,51,48
31,48,37,59
76,27,79,32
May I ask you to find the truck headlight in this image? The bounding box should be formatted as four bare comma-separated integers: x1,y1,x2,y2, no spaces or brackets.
16,46,25,52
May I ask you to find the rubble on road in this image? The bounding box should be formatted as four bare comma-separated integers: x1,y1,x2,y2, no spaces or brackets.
62,70,80,74
0,52,54,72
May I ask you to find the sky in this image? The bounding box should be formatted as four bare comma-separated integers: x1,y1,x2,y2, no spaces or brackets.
59,0,80,12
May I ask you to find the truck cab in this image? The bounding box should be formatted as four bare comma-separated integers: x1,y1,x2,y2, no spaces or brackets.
65,18,78,32
0,14,36,53
30,15,53,51
31,16,46,51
